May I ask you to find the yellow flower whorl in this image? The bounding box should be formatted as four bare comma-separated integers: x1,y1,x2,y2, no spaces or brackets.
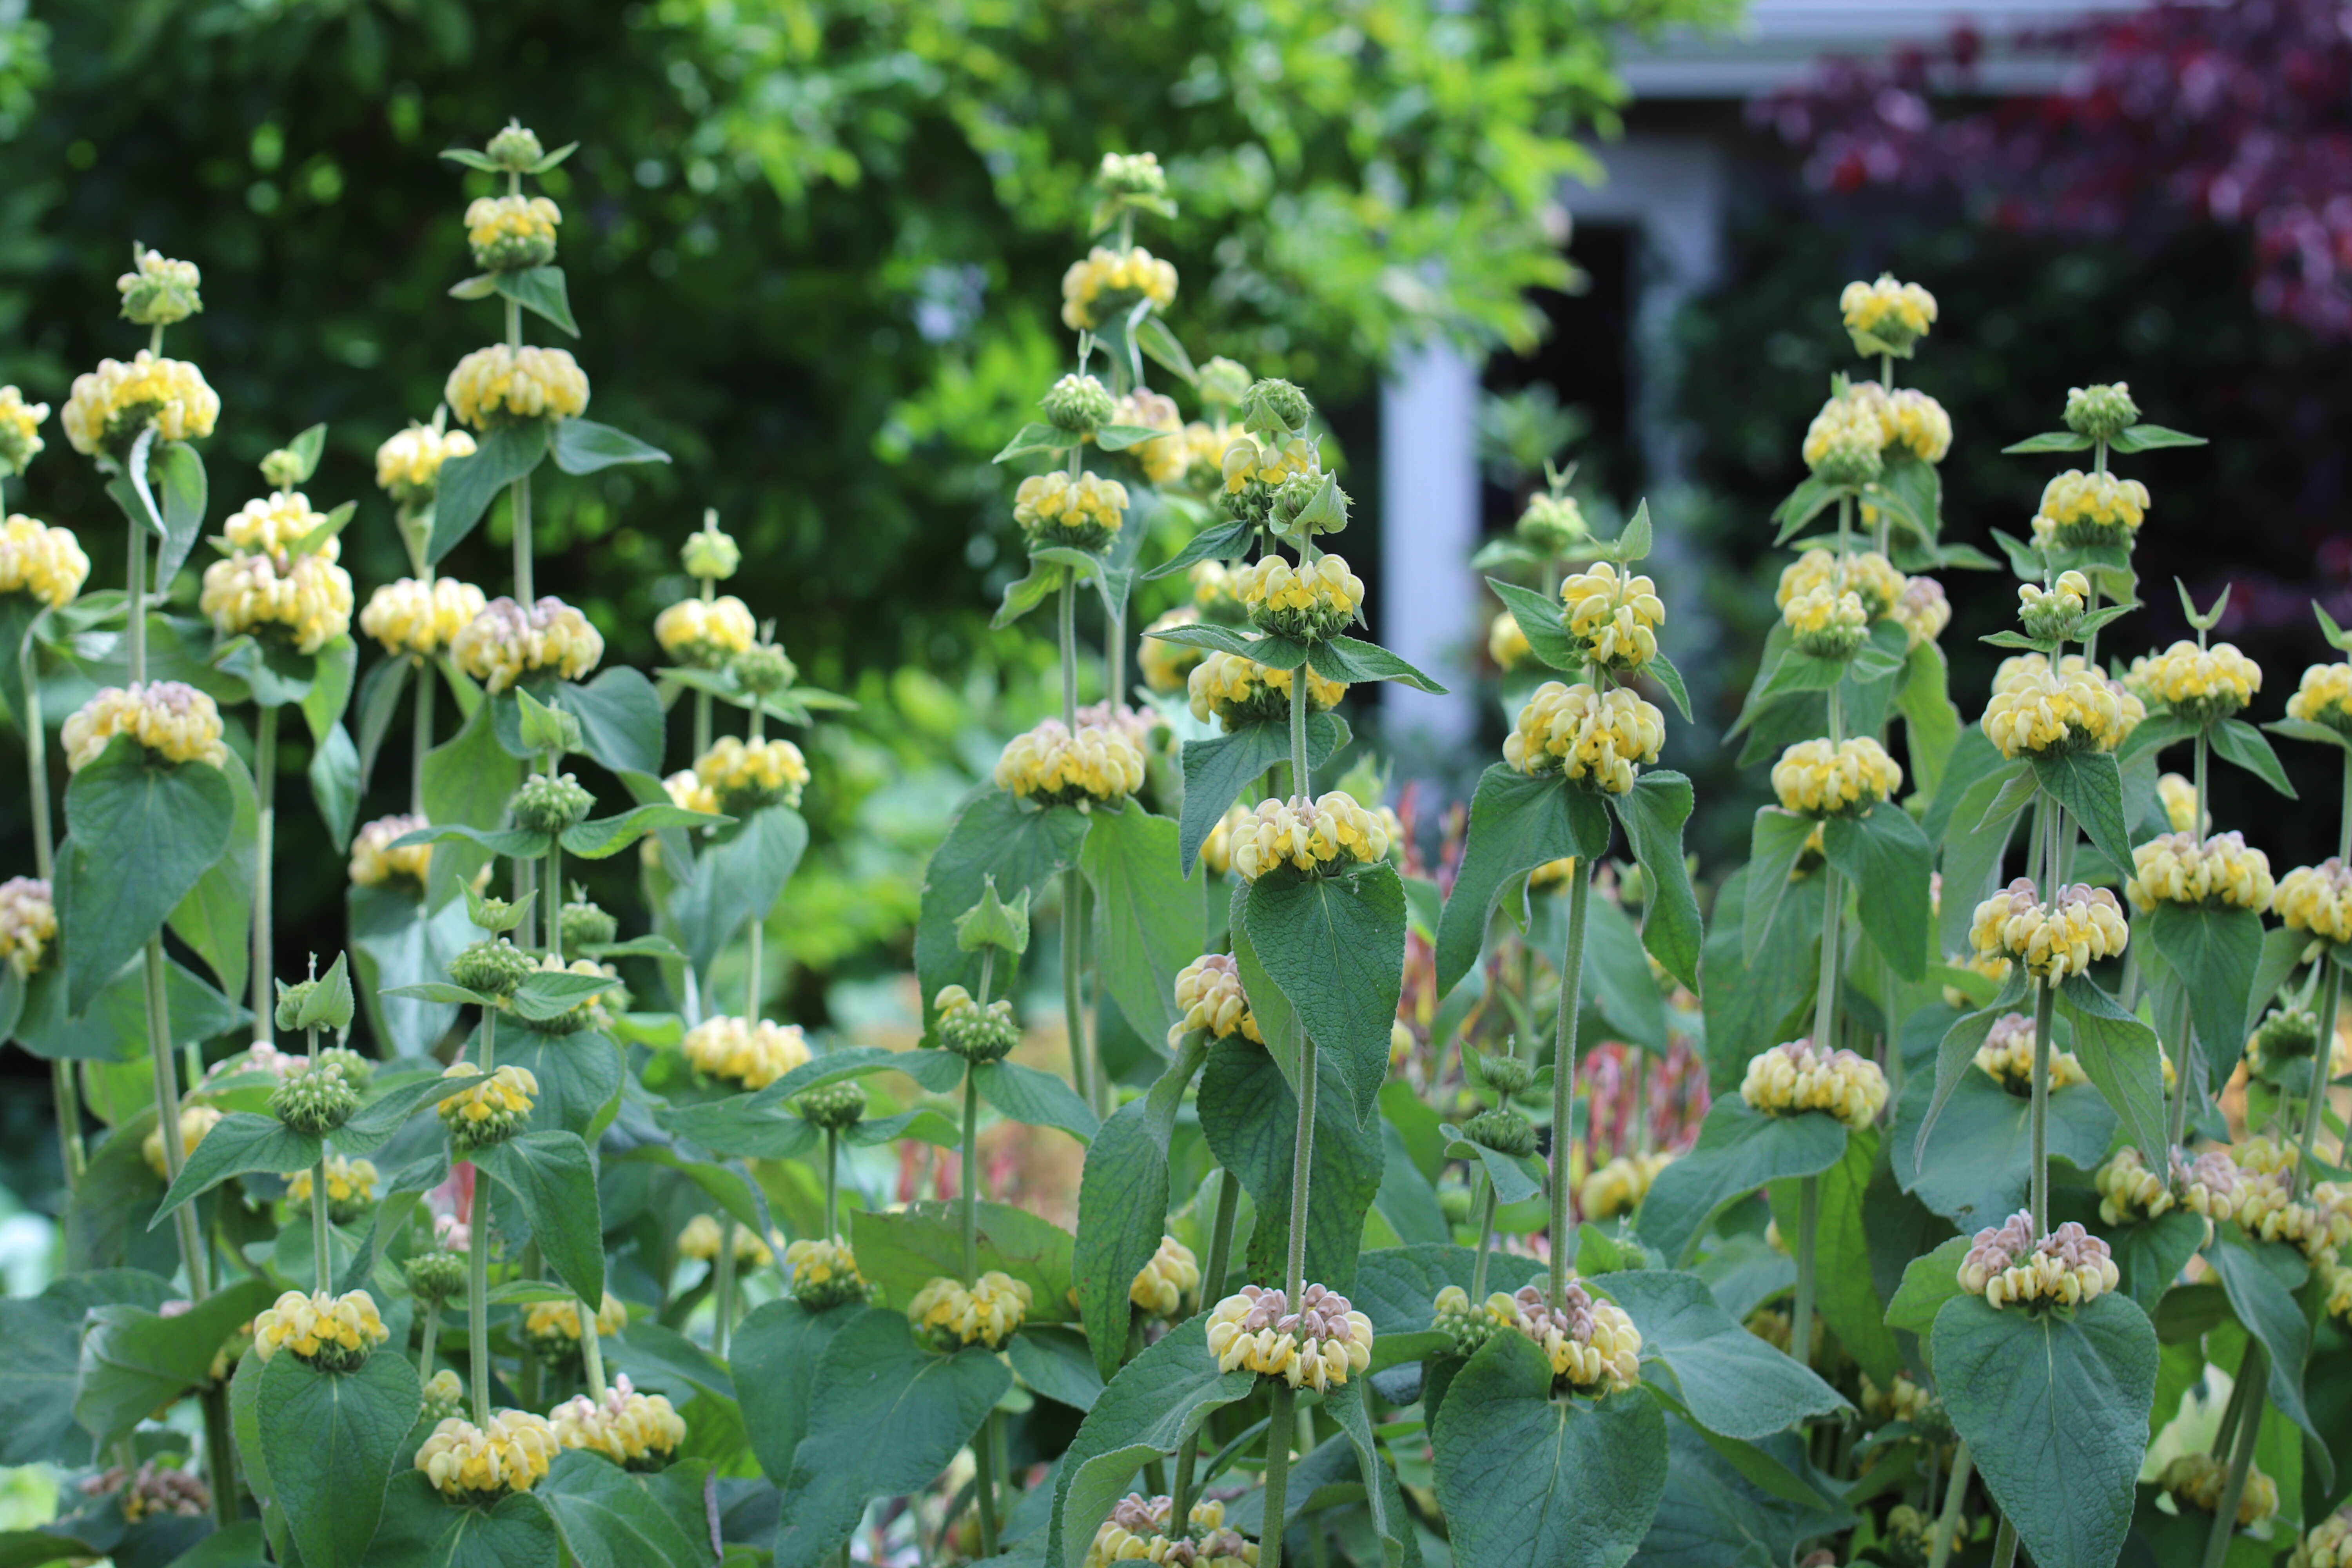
464,194,562,271
784,1237,867,1307
692,735,809,812
681,1016,809,1090
437,1062,539,1143
2289,661,2352,737
200,548,354,655
994,719,1145,808
551,1374,686,1468
1891,575,1951,648
1186,650,1347,729
908,1271,1033,1350
1237,552,1364,641
1013,469,1129,553
677,1213,779,1265
2031,470,2150,548
1969,878,2131,980
1170,953,1260,1047
1110,389,1192,485
1777,547,1906,619
1770,736,1902,817
1130,1235,1201,1319
1559,561,1665,672
142,1103,221,1180
445,344,589,429
1503,681,1664,793
1800,394,1886,484
359,577,487,660
62,350,219,456
1740,1038,1887,1130
2160,1451,2278,1528
1488,608,1532,670
523,1292,630,1350
1840,273,1938,353
1956,1210,2119,1309
63,682,227,772
0,516,89,610
1206,1284,1374,1393
1581,1151,1673,1221
0,385,49,474
654,594,757,669
2094,1145,2173,1225
2156,772,2202,833
1139,607,1205,693
2123,831,2274,913
1061,245,1178,330
451,595,604,692
251,1288,390,1369
2278,859,2352,945
416,1410,559,1500
1980,665,2143,759
1227,791,1390,882
2123,640,2261,724
0,877,55,978
374,421,476,503
1974,1012,2088,1094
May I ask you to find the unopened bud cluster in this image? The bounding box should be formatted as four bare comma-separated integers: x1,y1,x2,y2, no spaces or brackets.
2017,571,2090,642
785,1237,868,1310
1969,878,2130,980
909,1271,1033,1350
117,246,202,327
449,937,532,997
1042,372,1114,434
682,1016,810,1090
1740,1038,1887,1130
1168,954,1259,1048
1974,1013,2088,1095
1433,1281,1641,1393
252,1287,391,1370
1225,791,1390,880
551,1374,686,1470
451,595,603,691
1956,1211,2118,1309
794,1079,867,1132
1207,1283,1374,1393
1560,562,1665,672
1771,736,1902,817
406,1249,468,1306
1130,1235,1201,1319
1504,681,1665,793
271,1064,361,1135
934,984,1020,1062
2063,382,2140,441
682,523,740,581
1840,273,1938,356
510,772,595,835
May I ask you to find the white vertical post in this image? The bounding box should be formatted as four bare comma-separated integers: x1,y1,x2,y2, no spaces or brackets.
1378,341,1481,746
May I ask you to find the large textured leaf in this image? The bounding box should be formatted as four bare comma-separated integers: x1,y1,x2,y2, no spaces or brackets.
1432,1331,1668,1568
1435,763,1612,996
914,788,1091,1033
733,1299,855,1483
669,804,807,971
428,421,547,563
1081,806,1205,1049
1197,1037,1383,1293
1908,977,2031,1168
771,1309,1009,1568
1896,641,1962,804
1638,1100,1849,1265
417,700,521,905
1932,1292,2158,1568
349,887,477,1057
472,1130,604,1306
1632,1419,1851,1568
2057,976,2171,1170
60,745,237,1012
851,1201,1077,1322
2207,1235,2321,1457
1821,802,1932,981
370,1472,561,1568
2033,751,2132,877
76,1279,276,1446
555,667,666,779
1240,862,1405,1125
0,1270,174,1467
537,1450,713,1568
2144,902,2262,1092
1072,1042,1201,1380
166,749,257,1001
16,953,246,1063
1933,761,2028,958
1176,713,1346,875
1891,1067,2116,1231
974,1060,1098,1141
1700,866,1823,1091
1763,1127,1899,1383
1605,1269,1847,1439
257,1350,419,1568
1615,771,1703,989
148,439,209,589
550,417,670,475
151,1111,322,1222
1046,1316,1258,1568
1741,808,1817,967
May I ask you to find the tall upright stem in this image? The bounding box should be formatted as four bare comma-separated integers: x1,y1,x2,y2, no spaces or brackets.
146,935,208,1296
25,674,82,1185
417,1298,441,1381
2167,985,2196,1153
711,1228,737,1359
823,1126,840,1239
1259,1380,1298,1568
2202,1343,2269,1568
2294,961,2342,1197
1926,1441,1974,1568
962,1073,982,1278
126,510,148,682
1061,869,1092,1112
1791,1174,1820,1371
1170,1168,1240,1529
1548,873,1593,1311
579,1307,607,1400
468,1009,496,1426
411,660,434,817
1058,573,1077,730
508,296,533,601
1288,653,1310,800
1285,1033,1318,1307
2030,981,2056,1232
252,707,278,1044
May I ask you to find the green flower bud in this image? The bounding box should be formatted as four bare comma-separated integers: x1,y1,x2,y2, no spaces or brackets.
560,900,618,951
2256,1005,2321,1063
2063,383,2140,442
795,1080,867,1132
486,121,545,172
1516,492,1588,557
1808,421,1884,488
274,979,319,1033
1097,151,1167,200
270,1062,361,1135
939,1000,1020,1064
1477,1051,1535,1100
117,246,202,328
1245,378,1312,436
405,1249,469,1307
1463,1107,1537,1159
1196,357,1252,408
259,448,307,490
1430,1284,1501,1358
1041,373,1114,435
681,523,740,581
419,1367,467,1427
511,772,594,835
449,938,533,998
731,642,796,697
1268,471,1348,541
315,1045,375,1093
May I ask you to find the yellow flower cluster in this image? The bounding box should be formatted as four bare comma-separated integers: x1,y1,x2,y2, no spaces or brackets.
1169,953,1260,1047
285,1156,379,1212
2291,661,2352,736
1198,803,1249,877
359,576,487,660
1781,584,1869,656
1892,575,1951,649
1941,949,2012,1009
909,1271,1033,1350
464,194,562,270
62,350,220,456
1111,389,1190,485
438,1060,537,1136
1013,470,1129,552
1207,1283,1374,1393
682,1016,810,1090
2123,831,2274,913
200,548,354,655
1084,1494,1259,1568
1236,552,1363,641
0,877,54,978
1778,548,1906,618
1970,878,2131,980
2299,1510,2352,1568
252,1288,390,1369
1581,1150,1673,1221
524,1292,630,1350
1770,736,1902,816
1974,1012,2087,1093
2160,1452,2278,1527
1740,1038,1888,1130
450,595,604,691
1130,1235,1201,1318
994,718,1145,808
63,682,227,772
1489,608,1531,670
551,1375,686,1469
1061,245,1178,330
445,344,589,428
1186,650,1347,729
0,385,47,472
653,594,757,668
1503,681,1665,793
2095,1146,2173,1224
1801,394,1888,483
2124,640,2261,723
1980,665,2143,759
662,770,718,816
1436,1281,1642,1392
416,1410,559,1499
1879,386,1953,463
1558,561,1666,672
1226,791,1390,881
117,247,201,326
0,516,89,609
693,735,809,811
2016,570,2089,638
348,813,431,889
1219,432,1321,499
2278,858,2352,945
676,1213,777,1266
1840,274,1938,351
374,421,476,503
2155,772,2199,832
1860,1373,1935,1426
2031,470,2150,549
1956,1211,2119,1309
784,1237,866,1302
143,1103,221,1180
1139,607,1203,693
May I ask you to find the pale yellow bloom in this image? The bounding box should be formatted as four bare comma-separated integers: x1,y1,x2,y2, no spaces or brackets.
1741,1037,1887,1130
1489,608,1531,670
1431,1281,1639,1393
0,516,89,609
1942,949,2012,1009
2161,1451,2278,1527
1980,665,2143,759
1139,606,1204,692
416,1410,558,1499
142,1103,221,1180
1800,394,1886,483
1226,791,1390,881
1169,953,1260,1048
2123,640,2260,722
1840,274,1938,350
0,877,54,979
445,344,589,428
908,1272,1033,1350
463,194,561,270
662,769,719,816
451,595,603,692
2157,772,2203,832
523,1292,630,1348
1206,1284,1374,1393
2278,859,2352,945
1503,681,1664,793
693,735,809,811
1237,553,1364,640
62,351,220,456
1219,432,1320,497
1969,878,2131,980
285,1155,379,1210
994,719,1145,807
1559,561,1665,672
252,1288,390,1368
1013,469,1129,552
1131,1236,1201,1318
1882,387,1952,463
2094,1146,2172,1225
63,682,227,771
0,385,48,473
1110,390,1191,485
2289,662,2352,736
1199,802,1251,877
784,1237,865,1298
682,1016,809,1090
1776,548,1906,619
654,595,757,668
676,1214,777,1266
1771,736,1902,817
551,1375,685,1467
200,549,354,654
1582,1151,1673,1221
374,421,475,503
1782,584,1869,655
1973,1013,2088,1093
1891,575,1951,648
359,577,487,660
1186,650,1347,728
2124,831,2274,913
2031,470,2149,548
1061,245,1178,330
1956,1210,2118,1309
436,1062,538,1149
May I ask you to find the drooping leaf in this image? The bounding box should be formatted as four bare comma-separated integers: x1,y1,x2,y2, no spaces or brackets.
1434,764,1612,997
1638,1100,1849,1265
1700,866,1824,1091
1891,1067,2114,1231
151,1111,323,1223
555,667,667,779
257,1350,419,1568
370,1471,561,1568
166,748,258,1001
1197,1037,1383,1293
2057,976,2172,1171
2209,717,2296,797
1763,1126,1900,1383
1174,712,1346,875
914,789,1091,1034
973,1060,1099,1141
1822,801,1932,981
2207,1235,2322,1458
60,743,237,1013
733,1299,854,1484
2032,751,2132,877
492,265,579,337
670,806,808,972
417,699,521,905
1081,806,1205,1048
537,1450,715,1568
2144,902,2263,1092
1304,634,1446,692
428,421,548,563
1604,1269,1847,1440
1741,808,1818,967
0,1270,174,1468
1239,862,1405,1126
472,1130,604,1306
1633,1419,1852,1568
76,1279,276,1446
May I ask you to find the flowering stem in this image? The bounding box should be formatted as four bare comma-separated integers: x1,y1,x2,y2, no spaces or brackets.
417,1298,440,1381
2201,1342,2268,1568
1169,1170,1240,1530
1791,1174,1819,1371
712,1227,737,1360
1990,1515,2019,1568
1468,1175,1498,1300
2294,960,2341,1198
1289,646,1310,799
25,673,82,1187
961,1070,984,1281
579,1304,607,1401
145,933,209,1295
200,1386,237,1528
1548,871,1593,1312
1926,1440,1974,1568
1062,868,1094,1113
2029,980,2056,1232
1259,1379,1297,1568
973,1412,1002,1556
1812,866,1843,1050
1285,1033,1318,1308
411,659,434,817
253,707,278,1046
468,1009,496,1426
2193,729,2210,844
823,1126,840,1239
1058,572,1078,731
2166,985,2196,1153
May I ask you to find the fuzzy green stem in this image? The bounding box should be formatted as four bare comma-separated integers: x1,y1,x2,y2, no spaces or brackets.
824,1125,840,1239
310,1028,330,1289
1289,649,1310,799
200,1385,236,1526
25,666,82,1184
2294,961,2342,1197
1812,865,1843,1050
1171,1170,1240,1528
145,935,208,1295
579,1305,607,1401
411,659,434,817
1549,872,1593,1310
468,1009,496,1426
962,1072,983,1278
544,753,566,965
1062,867,1093,1112
1469,1176,1499,1300
417,1298,441,1381
974,1410,1002,1555
2167,985,2196,1154
1259,1379,1297,1568
1791,1174,1820,1370
1106,604,1127,718
712,1221,737,1359
1286,1033,1318,1306
2202,1343,2268,1568
1058,572,1078,730
1926,1441,1974,1568
693,691,712,762
2030,980,2056,1232
253,708,278,1045
1991,1516,2019,1568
